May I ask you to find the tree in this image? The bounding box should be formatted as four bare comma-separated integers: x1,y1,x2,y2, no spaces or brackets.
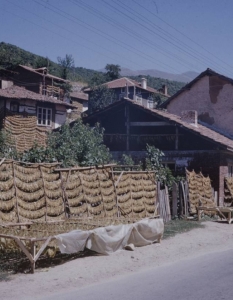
105,64,121,81
88,85,116,114
145,144,175,188
34,56,51,69
57,54,75,80
0,130,18,159
89,72,106,87
21,120,111,167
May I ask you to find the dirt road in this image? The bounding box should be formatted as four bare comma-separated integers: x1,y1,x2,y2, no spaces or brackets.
1,221,233,299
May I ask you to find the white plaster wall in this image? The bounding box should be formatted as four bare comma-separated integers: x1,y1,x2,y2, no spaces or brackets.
167,75,233,136
55,105,67,128
82,101,88,112
1,80,13,89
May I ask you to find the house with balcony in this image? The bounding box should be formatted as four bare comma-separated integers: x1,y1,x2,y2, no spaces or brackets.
7,65,69,101
84,77,169,109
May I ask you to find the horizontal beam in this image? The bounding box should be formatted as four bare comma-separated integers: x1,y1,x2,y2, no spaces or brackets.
129,122,171,126
104,134,182,137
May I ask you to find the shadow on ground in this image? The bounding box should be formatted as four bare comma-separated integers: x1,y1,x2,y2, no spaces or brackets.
0,249,99,278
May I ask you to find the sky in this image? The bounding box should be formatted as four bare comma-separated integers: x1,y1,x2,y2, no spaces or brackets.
1,0,233,79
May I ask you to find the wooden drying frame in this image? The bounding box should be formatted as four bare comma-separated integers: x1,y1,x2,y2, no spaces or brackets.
0,231,55,274
0,215,161,273
197,206,233,224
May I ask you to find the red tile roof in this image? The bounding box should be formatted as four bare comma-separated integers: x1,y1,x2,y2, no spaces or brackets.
70,92,88,101
19,65,69,83
0,86,75,108
84,77,167,96
84,98,233,151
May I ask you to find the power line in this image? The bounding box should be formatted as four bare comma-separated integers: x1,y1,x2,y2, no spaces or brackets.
71,0,197,79
134,0,233,72
131,0,233,75
110,0,232,76
2,4,143,71
34,0,194,76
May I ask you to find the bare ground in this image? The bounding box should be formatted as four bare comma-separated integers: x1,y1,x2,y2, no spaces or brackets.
1,220,233,300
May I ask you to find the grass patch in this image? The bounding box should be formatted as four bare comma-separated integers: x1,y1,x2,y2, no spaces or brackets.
163,219,205,239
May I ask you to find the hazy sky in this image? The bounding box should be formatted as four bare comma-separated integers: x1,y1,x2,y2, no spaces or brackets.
1,0,233,78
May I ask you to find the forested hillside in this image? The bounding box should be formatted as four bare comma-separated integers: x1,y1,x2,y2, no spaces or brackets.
0,42,185,95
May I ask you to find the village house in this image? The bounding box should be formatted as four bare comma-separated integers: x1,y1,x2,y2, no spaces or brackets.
70,91,88,112
0,85,74,152
160,68,233,138
84,77,169,109
83,98,233,206
3,65,69,101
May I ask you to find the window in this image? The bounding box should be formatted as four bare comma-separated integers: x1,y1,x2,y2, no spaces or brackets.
37,107,52,126
10,101,19,112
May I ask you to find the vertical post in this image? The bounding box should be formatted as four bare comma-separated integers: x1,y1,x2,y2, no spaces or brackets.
165,185,171,221
30,241,36,274
12,162,20,223
125,105,130,151
126,82,129,98
157,181,161,216
39,165,47,222
179,181,183,216
219,166,228,206
172,182,178,217
175,126,179,150
214,191,218,206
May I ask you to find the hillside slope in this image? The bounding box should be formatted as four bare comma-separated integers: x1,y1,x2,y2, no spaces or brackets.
0,42,186,95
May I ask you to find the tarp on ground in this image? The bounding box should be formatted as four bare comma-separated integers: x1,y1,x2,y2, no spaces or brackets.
55,218,164,255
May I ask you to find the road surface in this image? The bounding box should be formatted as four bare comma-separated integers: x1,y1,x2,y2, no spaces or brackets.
37,248,233,300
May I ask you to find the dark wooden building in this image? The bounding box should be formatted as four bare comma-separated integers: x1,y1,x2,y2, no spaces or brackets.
84,98,233,205
8,65,69,101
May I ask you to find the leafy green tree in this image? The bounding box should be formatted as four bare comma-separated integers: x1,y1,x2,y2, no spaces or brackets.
34,56,51,69
21,120,111,167
145,144,175,188
121,154,135,165
89,72,106,86
0,130,18,159
88,85,116,114
57,54,75,80
105,64,121,81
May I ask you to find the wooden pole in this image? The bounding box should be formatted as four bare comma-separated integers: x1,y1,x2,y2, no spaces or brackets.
175,126,179,150
111,167,120,218
172,182,178,217
126,105,130,151
12,162,20,223
39,166,47,222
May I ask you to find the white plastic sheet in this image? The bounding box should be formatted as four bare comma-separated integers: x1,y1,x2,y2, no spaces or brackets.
55,218,164,255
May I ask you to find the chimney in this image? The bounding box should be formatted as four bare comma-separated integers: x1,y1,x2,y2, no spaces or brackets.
181,110,198,126
162,84,168,96
141,78,147,89
0,80,13,90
